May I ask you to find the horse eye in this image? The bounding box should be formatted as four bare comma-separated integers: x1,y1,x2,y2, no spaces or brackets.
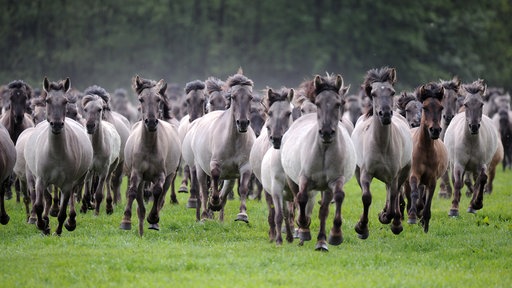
139,98,144,103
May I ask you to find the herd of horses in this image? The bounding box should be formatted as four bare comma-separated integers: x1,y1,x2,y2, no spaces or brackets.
0,67,509,251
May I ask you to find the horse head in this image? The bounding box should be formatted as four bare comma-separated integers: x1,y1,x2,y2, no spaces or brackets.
206,77,228,112
461,79,486,135
397,91,422,128
416,82,445,139
440,76,461,126
226,73,253,133
82,94,105,134
314,73,347,144
43,77,71,135
184,80,206,122
133,75,167,132
364,67,397,126
7,80,32,124
265,88,294,148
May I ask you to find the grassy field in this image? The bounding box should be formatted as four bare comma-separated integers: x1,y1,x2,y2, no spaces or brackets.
0,169,511,287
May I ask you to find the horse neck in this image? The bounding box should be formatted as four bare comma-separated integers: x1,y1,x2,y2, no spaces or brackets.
140,121,160,147
220,107,239,139
90,120,105,146
371,113,393,145
47,124,68,151
417,121,435,148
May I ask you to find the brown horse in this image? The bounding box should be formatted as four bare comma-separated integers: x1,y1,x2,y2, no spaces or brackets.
351,67,412,239
121,76,181,236
403,82,448,232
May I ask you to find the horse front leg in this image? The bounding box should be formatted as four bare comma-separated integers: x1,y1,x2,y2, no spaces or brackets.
55,190,72,236
120,172,140,230
80,173,93,214
355,167,372,239
438,168,452,199
147,173,169,231
388,180,404,235
328,177,346,248
296,175,311,244
0,180,9,225
178,164,190,193
316,188,333,251
234,168,251,223
407,176,419,224
111,160,124,205
468,166,487,213
264,191,276,242
34,179,50,235
94,173,107,216
49,185,60,217
187,165,199,209
208,162,223,211
196,167,210,221
64,187,78,232
218,180,235,222
420,181,436,233
449,165,464,217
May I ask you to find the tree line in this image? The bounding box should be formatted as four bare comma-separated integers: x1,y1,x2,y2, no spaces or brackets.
1,0,510,98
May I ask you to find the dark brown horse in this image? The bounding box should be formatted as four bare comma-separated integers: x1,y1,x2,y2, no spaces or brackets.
403,82,448,232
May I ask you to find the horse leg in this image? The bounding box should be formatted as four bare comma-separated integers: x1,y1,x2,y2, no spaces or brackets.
464,173,475,198
94,173,107,216
264,191,276,242
328,177,346,247
27,172,37,224
105,172,114,215
55,190,71,236
196,167,209,221
148,174,170,231
167,173,179,205
34,179,50,235
407,176,419,224
178,164,190,193
315,189,333,251
270,185,285,245
80,175,92,214
20,180,30,222
135,184,146,237
120,173,140,230
15,177,21,203
485,162,496,194
234,169,251,223
219,180,236,222
388,181,404,235
0,180,9,225
49,185,60,217
438,169,452,199
355,168,372,239
111,160,124,205
208,162,223,211
468,167,487,213
187,166,199,209
449,166,464,217
420,182,435,233
65,188,77,232
296,175,311,243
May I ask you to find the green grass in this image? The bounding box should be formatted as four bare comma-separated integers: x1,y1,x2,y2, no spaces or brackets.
1,169,511,287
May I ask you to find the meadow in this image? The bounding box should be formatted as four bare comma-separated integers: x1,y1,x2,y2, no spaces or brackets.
0,169,511,287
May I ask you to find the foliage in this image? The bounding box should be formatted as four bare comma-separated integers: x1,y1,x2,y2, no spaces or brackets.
0,169,511,287
0,0,511,97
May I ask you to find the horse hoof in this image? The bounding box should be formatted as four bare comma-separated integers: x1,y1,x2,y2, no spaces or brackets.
52,232,62,237
378,211,392,224
106,207,114,215
355,223,369,240
49,209,59,217
0,214,10,225
27,217,37,225
148,223,160,231
470,201,483,211
42,227,51,235
120,222,132,230
293,228,300,239
64,221,76,232
315,241,329,252
178,186,188,193
407,216,417,225
391,224,403,235
328,234,343,246
235,213,249,223
448,209,459,217
298,229,311,241
467,207,477,214
186,199,197,209
209,203,222,212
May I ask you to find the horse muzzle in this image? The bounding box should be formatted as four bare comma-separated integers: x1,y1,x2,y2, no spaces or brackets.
50,121,64,134
145,118,159,132
319,129,335,144
429,127,442,140
86,123,96,134
270,136,282,149
236,119,250,133
378,110,393,125
469,123,480,135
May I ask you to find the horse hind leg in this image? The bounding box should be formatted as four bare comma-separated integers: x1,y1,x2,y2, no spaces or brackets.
54,191,73,236
355,169,372,240
438,169,452,199
468,168,487,213
65,188,78,232
0,180,10,225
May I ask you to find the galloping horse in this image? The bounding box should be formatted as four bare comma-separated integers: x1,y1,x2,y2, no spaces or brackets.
24,77,93,235
183,71,255,222
396,91,422,128
403,82,448,232
351,67,412,239
121,76,181,236
81,90,121,215
444,80,499,216
250,87,295,244
281,74,355,251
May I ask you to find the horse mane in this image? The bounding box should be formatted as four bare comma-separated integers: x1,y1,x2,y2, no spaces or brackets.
440,76,461,91
81,94,103,108
462,79,486,95
7,80,32,94
416,82,444,103
84,85,111,106
205,77,225,94
396,92,417,110
226,74,253,88
132,76,158,95
264,87,292,111
297,78,316,102
363,67,396,90
185,80,205,94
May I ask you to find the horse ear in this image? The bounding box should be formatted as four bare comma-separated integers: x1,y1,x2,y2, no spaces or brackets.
389,68,397,84
43,77,50,93
133,75,142,91
64,77,71,93
237,67,244,75
335,75,343,92
157,79,167,96
340,84,350,96
287,88,295,102
314,75,322,90
453,76,461,87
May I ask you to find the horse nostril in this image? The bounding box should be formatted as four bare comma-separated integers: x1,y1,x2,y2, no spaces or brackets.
144,119,149,124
